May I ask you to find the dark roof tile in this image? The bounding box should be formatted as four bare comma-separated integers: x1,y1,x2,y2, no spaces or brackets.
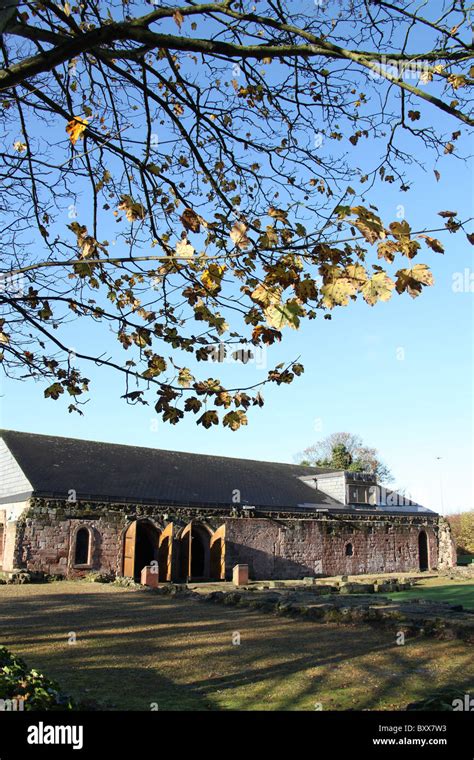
1,429,342,511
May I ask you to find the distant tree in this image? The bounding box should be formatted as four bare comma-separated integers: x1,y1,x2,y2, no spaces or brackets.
299,431,393,483
331,443,353,470
447,511,474,556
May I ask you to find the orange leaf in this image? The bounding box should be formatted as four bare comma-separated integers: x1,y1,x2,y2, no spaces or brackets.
66,117,88,145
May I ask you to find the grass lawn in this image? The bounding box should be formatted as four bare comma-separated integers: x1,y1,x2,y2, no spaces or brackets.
385,577,474,611
0,581,472,711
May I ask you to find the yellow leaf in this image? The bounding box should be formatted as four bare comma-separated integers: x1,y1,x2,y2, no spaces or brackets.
176,239,195,258
118,195,146,222
173,10,184,29
268,206,288,223
13,141,27,152
351,206,386,244
230,221,250,249
395,264,434,298
66,117,88,145
362,272,395,306
250,283,277,306
264,299,303,329
321,278,357,308
259,225,278,247
202,264,226,294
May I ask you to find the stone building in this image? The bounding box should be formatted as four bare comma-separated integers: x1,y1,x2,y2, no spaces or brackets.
0,430,456,581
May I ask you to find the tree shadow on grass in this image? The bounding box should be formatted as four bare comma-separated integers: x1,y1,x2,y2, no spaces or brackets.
0,585,472,711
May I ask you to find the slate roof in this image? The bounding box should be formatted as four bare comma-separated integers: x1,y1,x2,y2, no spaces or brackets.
1,429,343,512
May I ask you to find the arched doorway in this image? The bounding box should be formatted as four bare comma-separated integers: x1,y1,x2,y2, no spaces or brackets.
418,530,429,571
122,520,161,581
179,521,211,581
210,524,226,580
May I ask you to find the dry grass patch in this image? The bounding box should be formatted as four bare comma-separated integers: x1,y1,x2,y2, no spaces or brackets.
0,581,472,711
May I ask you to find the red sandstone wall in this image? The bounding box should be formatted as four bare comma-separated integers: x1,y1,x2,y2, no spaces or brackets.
224,517,438,580
18,503,440,581
19,510,124,577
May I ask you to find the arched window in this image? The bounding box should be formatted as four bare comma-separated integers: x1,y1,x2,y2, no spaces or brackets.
74,527,91,565
345,542,353,557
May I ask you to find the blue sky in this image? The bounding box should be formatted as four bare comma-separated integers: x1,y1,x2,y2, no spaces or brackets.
1,7,473,515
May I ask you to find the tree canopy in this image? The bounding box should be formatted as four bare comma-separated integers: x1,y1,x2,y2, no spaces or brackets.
1,1,473,428
298,431,393,482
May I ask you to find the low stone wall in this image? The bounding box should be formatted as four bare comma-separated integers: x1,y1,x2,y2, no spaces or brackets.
224,516,440,579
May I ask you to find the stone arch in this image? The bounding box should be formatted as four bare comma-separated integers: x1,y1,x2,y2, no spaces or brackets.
418,530,429,571
178,521,212,581
71,524,94,568
122,519,161,581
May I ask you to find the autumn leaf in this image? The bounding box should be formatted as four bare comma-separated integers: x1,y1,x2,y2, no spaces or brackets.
132,328,151,348
268,206,288,223
44,382,64,400
361,272,395,306
419,235,444,254
377,240,398,263
264,299,304,329
66,117,88,145
230,221,250,249
292,362,304,376
13,141,27,152
118,195,146,222
162,407,184,425
223,410,248,431
345,263,368,288
142,354,166,379
197,410,219,429
321,278,357,308
177,367,194,387
202,264,226,294
259,226,279,248
184,397,202,414
250,283,276,307
395,264,434,298
175,239,195,258
389,220,411,240
173,10,184,29
181,208,203,233
68,222,106,259
251,325,282,345
351,206,386,243
389,221,420,258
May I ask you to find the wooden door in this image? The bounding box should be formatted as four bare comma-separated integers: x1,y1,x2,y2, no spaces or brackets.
179,523,192,581
123,521,137,577
158,522,174,581
210,524,226,580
